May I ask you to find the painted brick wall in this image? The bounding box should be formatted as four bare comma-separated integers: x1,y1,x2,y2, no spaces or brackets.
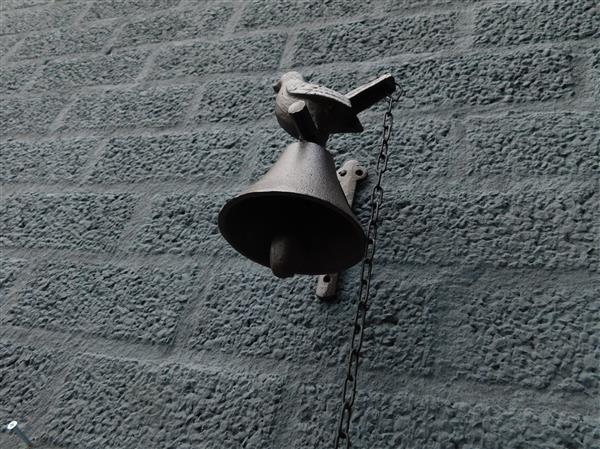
1,0,598,448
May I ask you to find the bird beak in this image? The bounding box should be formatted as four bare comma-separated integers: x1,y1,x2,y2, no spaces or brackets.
273,80,282,93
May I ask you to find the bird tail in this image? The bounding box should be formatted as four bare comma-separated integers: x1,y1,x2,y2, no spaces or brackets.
346,74,396,114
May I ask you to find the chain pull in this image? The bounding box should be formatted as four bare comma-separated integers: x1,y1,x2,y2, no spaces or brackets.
333,86,402,449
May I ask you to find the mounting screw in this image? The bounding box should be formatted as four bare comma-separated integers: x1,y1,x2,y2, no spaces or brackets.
6,421,33,447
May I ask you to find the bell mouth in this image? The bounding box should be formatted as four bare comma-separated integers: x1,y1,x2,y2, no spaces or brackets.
218,191,366,276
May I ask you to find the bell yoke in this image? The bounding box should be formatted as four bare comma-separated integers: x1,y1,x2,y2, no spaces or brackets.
218,71,396,278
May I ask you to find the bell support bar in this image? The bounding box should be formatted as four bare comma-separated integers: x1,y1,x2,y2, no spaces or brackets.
346,74,396,114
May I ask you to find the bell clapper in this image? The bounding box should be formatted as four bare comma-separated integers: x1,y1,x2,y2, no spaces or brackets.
316,159,368,299
270,233,298,279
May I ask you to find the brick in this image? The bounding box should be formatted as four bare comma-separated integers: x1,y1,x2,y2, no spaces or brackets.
245,114,382,183
58,85,195,132
238,0,375,30
0,93,67,137
434,280,600,393
592,48,600,99
298,47,574,109
393,47,575,109
250,117,453,182
0,2,82,35
2,0,49,9
15,23,113,60
292,13,457,66
0,340,58,417
246,116,455,217
31,49,150,91
89,128,253,183
288,383,600,448
44,355,284,448
233,265,596,396
0,0,596,440
475,0,600,47
187,267,345,364
283,383,337,449
188,266,437,371
0,193,136,251
329,117,452,179
5,262,198,345
387,0,478,9
465,112,600,177
116,4,234,47
361,274,440,375
248,126,294,181
226,123,360,182
0,137,95,182
0,61,37,94
85,0,180,20
372,183,598,270
0,259,26,292
195,76,275,124
132,193,232,257
152,33,286,79
0,34,20,55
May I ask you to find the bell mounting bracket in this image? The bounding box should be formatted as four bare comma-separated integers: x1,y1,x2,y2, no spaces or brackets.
316,159,368,299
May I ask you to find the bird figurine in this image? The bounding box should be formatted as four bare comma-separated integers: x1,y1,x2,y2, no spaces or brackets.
273,71,395,145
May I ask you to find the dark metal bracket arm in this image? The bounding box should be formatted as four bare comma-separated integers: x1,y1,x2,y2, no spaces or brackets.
316,159,368,299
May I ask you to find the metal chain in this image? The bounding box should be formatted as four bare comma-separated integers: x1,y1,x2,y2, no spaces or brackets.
333,85,403,449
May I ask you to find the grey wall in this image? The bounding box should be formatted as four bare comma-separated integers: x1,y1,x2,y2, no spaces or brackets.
1,0,599,448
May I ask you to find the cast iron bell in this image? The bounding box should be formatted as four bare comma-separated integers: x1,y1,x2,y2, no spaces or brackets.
218,72,395,278
218,141,366,278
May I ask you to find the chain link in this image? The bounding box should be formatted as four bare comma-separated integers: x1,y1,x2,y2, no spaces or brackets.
333,85,403,449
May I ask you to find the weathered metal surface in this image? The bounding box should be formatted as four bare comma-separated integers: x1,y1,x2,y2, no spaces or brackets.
274,71,395,144
218,142,367,278
345,73,396,113
219,71,396,278
288,100,321,144
316,159,368,298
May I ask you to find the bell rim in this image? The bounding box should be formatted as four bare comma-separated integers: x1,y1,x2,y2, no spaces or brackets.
218,189,367,275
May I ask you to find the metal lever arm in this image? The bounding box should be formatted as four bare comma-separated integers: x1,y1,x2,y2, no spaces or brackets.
346,73,395,114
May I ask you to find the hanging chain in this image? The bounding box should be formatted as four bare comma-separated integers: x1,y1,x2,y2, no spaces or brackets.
333,85,403,449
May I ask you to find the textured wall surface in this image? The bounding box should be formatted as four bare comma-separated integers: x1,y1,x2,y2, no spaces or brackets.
0,0,599,448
